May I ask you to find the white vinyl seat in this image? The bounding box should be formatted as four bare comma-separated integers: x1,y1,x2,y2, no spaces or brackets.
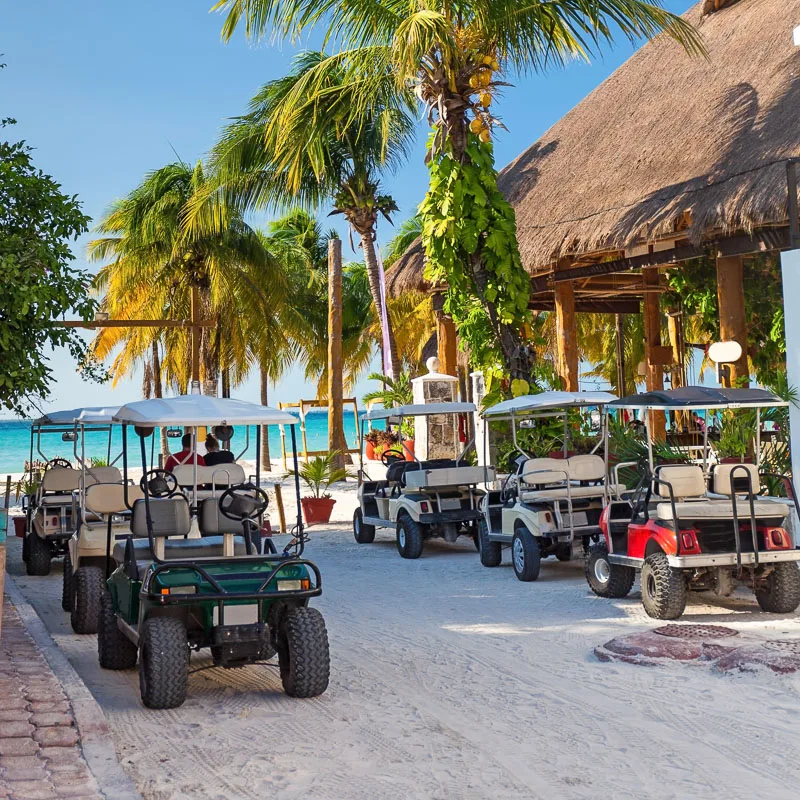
82,483,143,529
711,463,760,496
171,463,247,499
656,499,790,521
519,455,615,502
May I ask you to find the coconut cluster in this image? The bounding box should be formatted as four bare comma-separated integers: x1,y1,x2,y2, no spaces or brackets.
467,55,500,143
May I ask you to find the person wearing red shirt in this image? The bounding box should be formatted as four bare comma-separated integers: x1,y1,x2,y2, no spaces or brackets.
164,433,205,471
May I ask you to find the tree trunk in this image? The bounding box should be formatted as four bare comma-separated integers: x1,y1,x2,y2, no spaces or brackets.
359,230,401,377
152,340,169,459
259,364,271,470
327,239,347,471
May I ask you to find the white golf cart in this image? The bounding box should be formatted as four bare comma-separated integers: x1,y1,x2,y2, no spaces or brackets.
353,402,495,558
587,387,800,619
478,391,617,581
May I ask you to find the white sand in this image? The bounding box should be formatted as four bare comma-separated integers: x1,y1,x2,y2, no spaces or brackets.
6,477,800,799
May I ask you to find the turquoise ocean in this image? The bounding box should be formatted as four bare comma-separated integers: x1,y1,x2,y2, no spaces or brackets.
0,410,366,474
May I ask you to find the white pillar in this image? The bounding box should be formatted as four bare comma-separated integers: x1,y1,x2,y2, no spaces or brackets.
470,371,487,466
780,251,800,513
411,357,459,460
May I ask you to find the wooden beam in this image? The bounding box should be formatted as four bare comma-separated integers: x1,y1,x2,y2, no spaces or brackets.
528,298,641,314
642,267,666,440
191,285,201,391
615,314,626,397
716,254,750,388
56,319,216,328
437,315,458,377
327,239,346,470
554,261,579,391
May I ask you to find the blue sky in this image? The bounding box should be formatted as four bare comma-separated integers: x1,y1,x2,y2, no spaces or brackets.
2,0,694,417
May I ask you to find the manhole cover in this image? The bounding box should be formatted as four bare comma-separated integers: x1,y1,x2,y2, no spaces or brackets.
762,640,800,656
654,624,739,639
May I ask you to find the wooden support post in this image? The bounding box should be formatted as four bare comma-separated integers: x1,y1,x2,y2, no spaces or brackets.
554,263,579,391
643,267,666,440
327,239,346,471
614,314,626,397
716,254,750,388
667,311,685,389
437,315,458,377
273,483,287,534
190,285,201,393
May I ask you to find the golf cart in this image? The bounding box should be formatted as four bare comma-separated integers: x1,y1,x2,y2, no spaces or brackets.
353,402,494,558
22,407,110,576
98,395,330,709
478,391,617,581
586,387,800,619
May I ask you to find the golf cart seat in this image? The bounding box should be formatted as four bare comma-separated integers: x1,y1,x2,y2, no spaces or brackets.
519,456,620,501
83,466,123,487
113,496,250,572
37,467,81,505
82,483,143,530
172,463,247,499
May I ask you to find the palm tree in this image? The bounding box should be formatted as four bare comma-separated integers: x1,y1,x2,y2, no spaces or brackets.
213,0,703,371
204,50,415,377
89,160,289,397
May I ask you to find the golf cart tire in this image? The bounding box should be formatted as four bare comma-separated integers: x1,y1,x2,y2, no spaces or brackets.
512,524,541,582
353,508,375,544
477,519,502,567
755,562,800,613
278,607,330,698
62,551,73,611
70,566,104,634
585,543,635,598
641,552,687,620
555,543,573,562
98,591,137,670
396,513,424,559
139,617,189,709
26,533,51,576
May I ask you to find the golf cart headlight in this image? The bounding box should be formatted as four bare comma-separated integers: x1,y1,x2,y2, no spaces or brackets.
161,585,197,595
277,579,311,591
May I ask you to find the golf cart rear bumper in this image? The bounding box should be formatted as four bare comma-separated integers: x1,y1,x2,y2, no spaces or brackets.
666,550,800,568
418,509,481,525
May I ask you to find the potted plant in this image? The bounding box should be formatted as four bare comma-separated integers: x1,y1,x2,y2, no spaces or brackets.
373,429,400,461
716,411,755,463
364,429,382,460
400,418,415,461
289,451,351,525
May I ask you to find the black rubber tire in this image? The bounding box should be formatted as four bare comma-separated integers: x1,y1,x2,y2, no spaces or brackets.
70,566,104,634
477,518,502,567
26,533,51,576
511,525,541,582
353,508,376,544
277,606,330,698
98,591,137,670
138,617,189,709
396,513,424,559
755,562,800,613
555,543,573,562
585,543,636,598
62,551,73,612
641,552,687,620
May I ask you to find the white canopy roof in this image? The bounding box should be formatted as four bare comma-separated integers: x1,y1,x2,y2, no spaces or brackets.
482,391,617,419
76,407,121,424
364,402,475,422
33,406,116,426
113,395,299,426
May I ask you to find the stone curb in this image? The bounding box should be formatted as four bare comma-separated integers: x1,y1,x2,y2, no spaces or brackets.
4,575,141,800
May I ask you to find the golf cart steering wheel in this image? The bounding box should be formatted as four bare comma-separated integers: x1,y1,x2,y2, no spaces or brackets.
218,484,269,522
140,469,178,498
46,458,72,470
381,449,406,467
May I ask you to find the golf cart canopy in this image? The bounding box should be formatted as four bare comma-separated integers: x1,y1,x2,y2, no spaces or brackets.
113,395,299,427
609,386,787,411
364,402,475,424
482,391,616,420
76,407,121,425
33,407,114,426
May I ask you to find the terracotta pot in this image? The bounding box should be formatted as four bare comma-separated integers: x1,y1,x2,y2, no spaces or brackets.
301,497,336,525
13,516,26,538
404,440,416,461
365,441,376,460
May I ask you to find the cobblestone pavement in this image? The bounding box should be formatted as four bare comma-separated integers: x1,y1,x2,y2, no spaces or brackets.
0,595,102,800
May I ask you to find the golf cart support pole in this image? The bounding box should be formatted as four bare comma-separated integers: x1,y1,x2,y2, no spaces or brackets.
290,425,304,543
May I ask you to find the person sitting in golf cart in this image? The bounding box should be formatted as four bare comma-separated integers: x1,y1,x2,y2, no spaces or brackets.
203,432,235,467
165,432,205,471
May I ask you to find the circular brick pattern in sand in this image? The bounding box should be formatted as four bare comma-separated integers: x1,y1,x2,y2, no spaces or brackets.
654,624,739,639
762,640,800,656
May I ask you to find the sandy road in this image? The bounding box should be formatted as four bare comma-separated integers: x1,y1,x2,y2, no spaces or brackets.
7,506,800,800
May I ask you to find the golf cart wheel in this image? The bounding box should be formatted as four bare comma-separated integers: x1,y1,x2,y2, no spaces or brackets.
353,508,375,544
755,562,800,613
396,513,424,559
278,606,330,698
585,543,635,598
70,566,104,634
62,551,74,611
511,524,541,582
641,552,687,620
477,519,502,568
555,543,573,562
139,617,189,709
98,591,137,670
26,533,51,576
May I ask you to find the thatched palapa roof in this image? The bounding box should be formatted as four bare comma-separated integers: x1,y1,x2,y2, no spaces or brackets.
388,0,800,297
